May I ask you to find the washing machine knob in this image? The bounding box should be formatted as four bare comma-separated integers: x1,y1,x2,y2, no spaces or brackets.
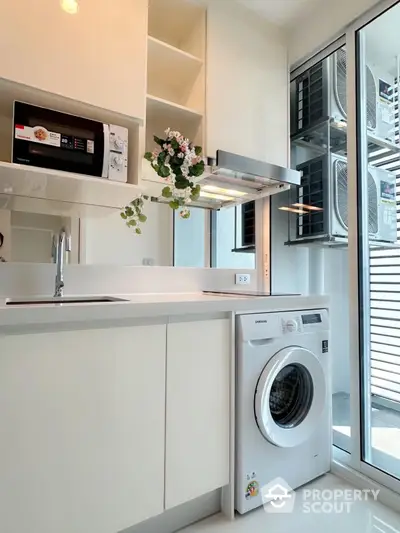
285,319,298,333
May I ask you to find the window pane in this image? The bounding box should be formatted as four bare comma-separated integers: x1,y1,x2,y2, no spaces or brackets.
358,4,400,479
211,205,255,269
285,47,351,453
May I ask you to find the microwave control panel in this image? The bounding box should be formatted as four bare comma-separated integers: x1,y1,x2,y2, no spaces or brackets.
108,124,128,183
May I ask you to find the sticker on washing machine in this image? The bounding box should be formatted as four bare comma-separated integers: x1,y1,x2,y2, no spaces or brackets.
245,480,259,500
322,340,329,353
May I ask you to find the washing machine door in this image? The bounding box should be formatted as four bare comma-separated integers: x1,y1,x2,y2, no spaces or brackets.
254,346,326,448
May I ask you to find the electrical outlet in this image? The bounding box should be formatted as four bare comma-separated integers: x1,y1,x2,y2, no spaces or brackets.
235,273,251,285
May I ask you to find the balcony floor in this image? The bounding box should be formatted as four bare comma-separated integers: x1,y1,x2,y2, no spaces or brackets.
333,391,400,478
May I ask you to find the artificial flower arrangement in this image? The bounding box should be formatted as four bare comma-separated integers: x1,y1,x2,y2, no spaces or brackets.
121,129,205,232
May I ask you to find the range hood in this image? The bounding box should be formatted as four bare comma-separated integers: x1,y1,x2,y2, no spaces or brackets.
197,150,301,209
150,150,301,210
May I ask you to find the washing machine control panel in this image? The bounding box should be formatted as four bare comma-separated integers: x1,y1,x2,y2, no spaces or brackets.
281,312,327,334
238,309,329,341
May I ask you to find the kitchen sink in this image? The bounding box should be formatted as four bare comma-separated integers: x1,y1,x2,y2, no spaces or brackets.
5,296,128,306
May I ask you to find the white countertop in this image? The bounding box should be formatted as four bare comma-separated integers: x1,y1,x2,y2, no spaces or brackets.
0,292,329,333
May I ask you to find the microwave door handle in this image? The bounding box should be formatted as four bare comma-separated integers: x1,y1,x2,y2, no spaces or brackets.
102,123,110,178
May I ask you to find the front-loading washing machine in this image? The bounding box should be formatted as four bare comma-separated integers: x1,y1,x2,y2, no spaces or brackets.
235,309,331,514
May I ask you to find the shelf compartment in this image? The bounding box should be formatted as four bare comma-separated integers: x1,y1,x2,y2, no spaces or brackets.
147,36,203,112
284,235,400,249
0,161,141,214
291,117,400,166
146,94,202,121
148,0,206,59
145,94,203,153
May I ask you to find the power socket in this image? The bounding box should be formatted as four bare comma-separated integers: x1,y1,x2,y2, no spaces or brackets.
235,273,251,285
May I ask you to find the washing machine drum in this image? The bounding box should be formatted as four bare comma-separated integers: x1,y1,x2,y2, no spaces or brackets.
254,346,327,448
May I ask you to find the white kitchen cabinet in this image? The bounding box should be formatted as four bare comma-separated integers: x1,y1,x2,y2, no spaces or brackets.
165,318,230,509
206,1,289,166
0,324,166,533
0,0,147,120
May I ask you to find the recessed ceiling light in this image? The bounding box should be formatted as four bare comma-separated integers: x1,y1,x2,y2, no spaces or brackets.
61,0,79,14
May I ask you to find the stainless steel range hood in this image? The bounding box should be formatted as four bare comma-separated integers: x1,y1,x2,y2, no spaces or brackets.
196,150,301,209
150,150,301,210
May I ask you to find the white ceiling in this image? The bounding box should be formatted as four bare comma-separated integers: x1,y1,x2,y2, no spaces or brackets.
237,0,326,27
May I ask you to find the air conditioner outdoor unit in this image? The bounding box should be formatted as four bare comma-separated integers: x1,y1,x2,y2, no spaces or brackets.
291,47,397,145
295,153,397,244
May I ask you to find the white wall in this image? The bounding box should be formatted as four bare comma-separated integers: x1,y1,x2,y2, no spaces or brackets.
288,0,381,66
206,0,289,167
81,202,173,266
324,249,350,394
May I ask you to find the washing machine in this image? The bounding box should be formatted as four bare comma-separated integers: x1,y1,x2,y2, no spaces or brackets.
235,309,331,514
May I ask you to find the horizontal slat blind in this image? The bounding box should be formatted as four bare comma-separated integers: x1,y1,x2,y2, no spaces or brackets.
369,84,400,402
370,152,400,404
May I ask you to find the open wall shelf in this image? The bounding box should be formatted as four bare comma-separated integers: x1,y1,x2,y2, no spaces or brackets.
147,36,203,112
148,0,205,59
146,94,202,121
143,0,206,191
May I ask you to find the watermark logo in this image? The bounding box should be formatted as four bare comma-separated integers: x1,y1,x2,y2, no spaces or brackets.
261,477,380,514
261,477,296,514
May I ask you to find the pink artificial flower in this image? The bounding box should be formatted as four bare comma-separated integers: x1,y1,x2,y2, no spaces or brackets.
180,145,186,152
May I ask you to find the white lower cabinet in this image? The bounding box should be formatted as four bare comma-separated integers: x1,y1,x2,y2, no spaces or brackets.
0,316,231,532
0,325,166,533
165,318,231,509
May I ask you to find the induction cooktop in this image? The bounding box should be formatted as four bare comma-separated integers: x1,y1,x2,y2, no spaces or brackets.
203,290,300,297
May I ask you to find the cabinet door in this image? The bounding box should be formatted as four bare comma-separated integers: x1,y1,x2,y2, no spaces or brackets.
206,1,288,165
165,318,230,509
0,0,147,119
0,325,165,533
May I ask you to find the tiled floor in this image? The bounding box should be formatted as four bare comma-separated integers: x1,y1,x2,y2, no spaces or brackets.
180,474,400,533
333,392,400,478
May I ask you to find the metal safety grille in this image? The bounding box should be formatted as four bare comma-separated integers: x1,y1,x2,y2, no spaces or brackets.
294,61,324,134
296,157,325,238
242,201,255,246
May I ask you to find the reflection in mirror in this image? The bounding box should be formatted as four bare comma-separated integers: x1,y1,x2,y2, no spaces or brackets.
80,202,173,266
0,208,79,263
174,208,208,267
1,199,258,268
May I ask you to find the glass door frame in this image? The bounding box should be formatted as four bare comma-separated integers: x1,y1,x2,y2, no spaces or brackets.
346,0,400,494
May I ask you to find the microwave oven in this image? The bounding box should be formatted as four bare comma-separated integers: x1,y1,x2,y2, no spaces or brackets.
12,101,128,182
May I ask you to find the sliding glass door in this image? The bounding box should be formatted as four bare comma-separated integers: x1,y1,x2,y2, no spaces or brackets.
286,0,400,493
355,0,400,486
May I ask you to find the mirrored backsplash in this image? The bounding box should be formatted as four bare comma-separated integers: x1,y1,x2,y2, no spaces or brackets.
0,201,256,268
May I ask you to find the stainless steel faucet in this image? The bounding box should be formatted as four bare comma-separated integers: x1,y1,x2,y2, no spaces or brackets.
53,227,72,297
